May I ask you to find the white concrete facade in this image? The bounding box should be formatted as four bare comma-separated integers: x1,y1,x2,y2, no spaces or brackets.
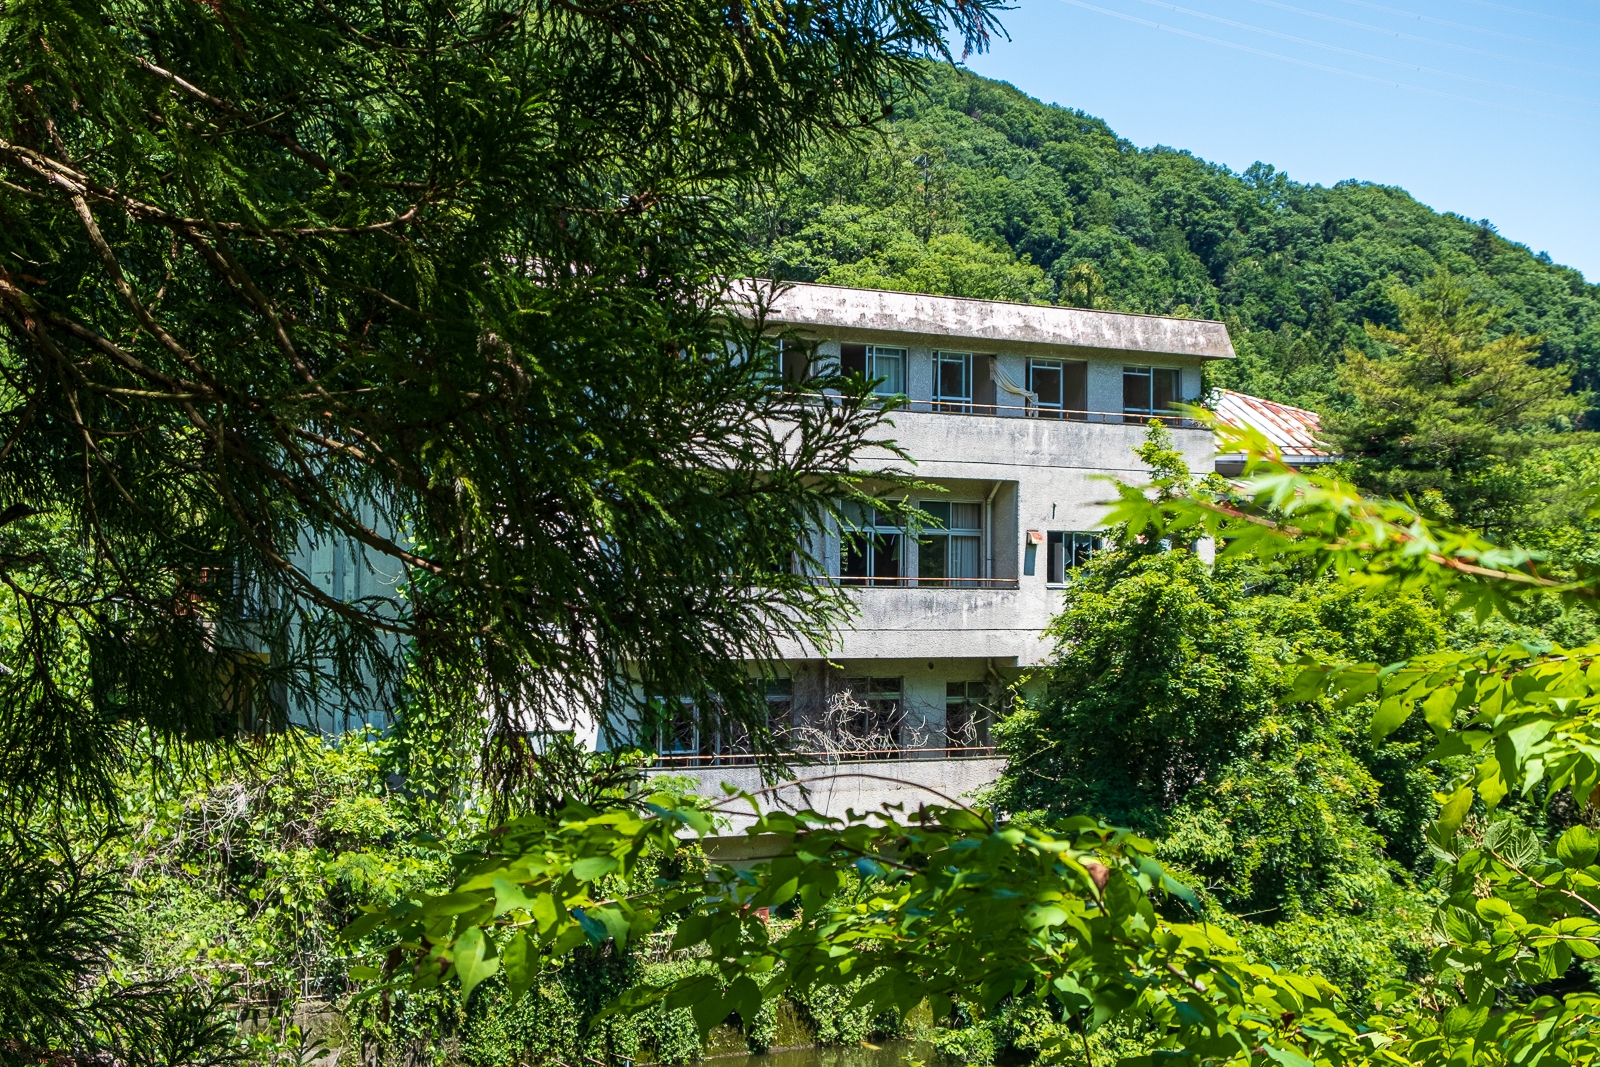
647,284,1233,816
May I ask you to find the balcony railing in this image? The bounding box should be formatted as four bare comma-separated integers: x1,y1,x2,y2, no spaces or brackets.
897,399,1206,428
832,576,1018,590
649,745,998,768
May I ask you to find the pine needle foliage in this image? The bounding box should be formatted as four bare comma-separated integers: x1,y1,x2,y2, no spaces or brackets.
1325,269,1590,533
0,0,1006,816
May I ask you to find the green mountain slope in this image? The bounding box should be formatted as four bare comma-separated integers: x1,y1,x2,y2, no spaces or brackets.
744,63,1600,413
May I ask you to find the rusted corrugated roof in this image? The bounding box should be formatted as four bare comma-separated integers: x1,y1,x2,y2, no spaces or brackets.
1210,389,1338,464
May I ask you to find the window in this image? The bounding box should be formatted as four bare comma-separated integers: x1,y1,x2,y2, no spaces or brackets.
918,500,982,585
1045,531,1102,584
839,677,903,755
839,505,903,585
840,344,906,396
1029,359,1088,419
778,339,812,388
945,681,993,749
656,697,703,757
933,351,972,412
1123,365,1182,420
765,678,793,729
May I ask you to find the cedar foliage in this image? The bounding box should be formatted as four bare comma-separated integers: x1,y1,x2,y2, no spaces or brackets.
0,0,1003,821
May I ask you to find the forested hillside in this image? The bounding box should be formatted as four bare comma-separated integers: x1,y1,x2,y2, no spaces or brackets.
743,63,1600,414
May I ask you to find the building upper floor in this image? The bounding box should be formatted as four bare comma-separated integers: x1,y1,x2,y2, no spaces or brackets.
738,283,1233,665
750,282,1234,425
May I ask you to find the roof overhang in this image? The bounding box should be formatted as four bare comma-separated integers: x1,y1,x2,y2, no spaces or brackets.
739,282,1236,362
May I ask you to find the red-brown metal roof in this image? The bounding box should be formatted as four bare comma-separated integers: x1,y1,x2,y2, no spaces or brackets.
1209,389,1338,462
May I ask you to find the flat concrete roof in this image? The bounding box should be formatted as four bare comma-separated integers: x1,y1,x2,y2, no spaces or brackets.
750,282,1235,361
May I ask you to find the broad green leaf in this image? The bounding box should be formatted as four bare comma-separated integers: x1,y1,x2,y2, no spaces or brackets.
453,926,499,1001
572,856,618,882
503,929,535,1002
1436,786,1474,835
1556,825,1599,869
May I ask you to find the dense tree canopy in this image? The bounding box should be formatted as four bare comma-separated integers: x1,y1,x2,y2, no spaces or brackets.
1325,270,1587,533
0,0,1007,818
744,63,1600,415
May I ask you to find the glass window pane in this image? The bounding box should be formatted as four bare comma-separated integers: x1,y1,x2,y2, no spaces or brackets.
950,535,981,579
1064,361,1088,415
869,346,906,395
1153,368,1180,411
841,343,867,378
936,353,970,400
919,535,948,579
842,533,868,579
1046,530,1066,584
949,502,982,531
920,500,951,528
873,533,901,580
1123,367,1151,412
1030,360,1063,408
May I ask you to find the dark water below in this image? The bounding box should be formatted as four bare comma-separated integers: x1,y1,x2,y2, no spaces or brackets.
707,1040,949,1067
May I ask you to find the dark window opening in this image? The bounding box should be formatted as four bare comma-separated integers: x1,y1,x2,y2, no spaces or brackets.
1046,531,1103,584
840,506,902,585
934,351,972,412
1029,359,1088,419
1123,365,1183,421
840,677,903,756
945,681,994,749
917,500,982,585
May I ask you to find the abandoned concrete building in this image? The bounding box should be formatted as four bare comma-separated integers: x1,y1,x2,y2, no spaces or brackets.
643,283,1237,816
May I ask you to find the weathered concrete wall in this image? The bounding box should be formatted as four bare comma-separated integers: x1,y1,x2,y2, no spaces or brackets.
762,283,1236,361
779,409,1213,667
650,756,1008,832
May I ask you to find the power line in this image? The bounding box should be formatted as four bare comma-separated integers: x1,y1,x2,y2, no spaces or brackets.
1330,0,1600,59
1054,0,1600,127
1238,0,1600,80
1451,0,1600,31
1120,0,1600,108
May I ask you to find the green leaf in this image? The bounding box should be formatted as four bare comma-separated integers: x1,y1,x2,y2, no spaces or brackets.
1556,825,1599,869
503,929,535,1002
1421,684,1460,732
1262,1043,1315,1067
340,911,387,943
1442,1004,1488,1039
1371,694,1413,741
691,986,728,1035
572,856,618,882
453,926,500,1001
1436,786,1474,836
574,908,609,944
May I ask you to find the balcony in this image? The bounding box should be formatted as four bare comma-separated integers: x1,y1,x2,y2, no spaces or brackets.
833,575,1019,590
894,398,1206,429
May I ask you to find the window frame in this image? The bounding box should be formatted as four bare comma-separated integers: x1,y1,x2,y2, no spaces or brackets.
1122,365,1183,418
945,680,994,749
838,505,904,585
1045,530,1103,585
932,351,973,412
917,499,984,585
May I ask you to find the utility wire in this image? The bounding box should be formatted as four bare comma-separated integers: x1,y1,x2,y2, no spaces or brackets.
1451,0,1600,31
1120,0,1600,108
1055,0,1600,128
1329,0,1600,58
1238,0,1600,80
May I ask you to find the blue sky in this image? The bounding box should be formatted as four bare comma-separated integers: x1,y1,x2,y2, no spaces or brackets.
962,0,1600,280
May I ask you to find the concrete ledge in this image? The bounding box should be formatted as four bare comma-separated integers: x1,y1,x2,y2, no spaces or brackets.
649,756,1007,832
